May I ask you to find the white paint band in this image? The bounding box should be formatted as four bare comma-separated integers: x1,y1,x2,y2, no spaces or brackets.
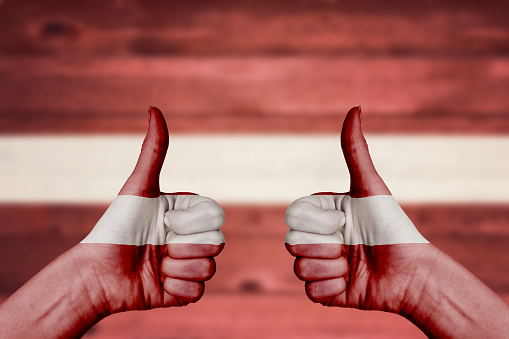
285,195,428,246
2,135,509,204
81,194,225,245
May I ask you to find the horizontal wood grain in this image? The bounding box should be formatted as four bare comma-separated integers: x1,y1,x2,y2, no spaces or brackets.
3,204,509,237
81,295,427,339
1,57,509,133
0,0,508,57
2,295,508,338
0,204,508,296
0,295,426,339
1,4,507,337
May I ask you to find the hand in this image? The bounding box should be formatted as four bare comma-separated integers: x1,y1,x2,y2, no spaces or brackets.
285,106,432,312
284,106,509,338
0,107,224,338
78,106,225,312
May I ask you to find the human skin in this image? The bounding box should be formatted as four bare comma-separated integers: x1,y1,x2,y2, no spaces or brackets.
285,106,509,338
0,107,224,338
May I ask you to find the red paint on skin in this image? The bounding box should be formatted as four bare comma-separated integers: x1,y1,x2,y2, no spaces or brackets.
341,106,391,198
311,192,347,196
163,192,198,196
76,243,223,311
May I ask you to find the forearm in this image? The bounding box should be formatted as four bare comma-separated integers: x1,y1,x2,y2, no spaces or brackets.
403,247,509,338
0,246,108,339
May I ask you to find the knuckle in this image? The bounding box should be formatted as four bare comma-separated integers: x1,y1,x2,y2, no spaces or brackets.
338,256,349,272
286,196,326,231
285,202,303,228
208,203,225,228
198,258,216,281
196,200,225,229
187,282,205,303
294,258,310,281
305,282,322,303
161,256,174,273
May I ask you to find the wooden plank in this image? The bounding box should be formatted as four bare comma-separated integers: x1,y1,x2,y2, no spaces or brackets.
0,295,426,339
2,296,509,338
0,0,508,56
1,57,509,133
82,295,427,339
3,203,509,240
0,204,508,296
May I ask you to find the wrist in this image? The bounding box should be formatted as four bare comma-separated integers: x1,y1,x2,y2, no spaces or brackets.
397,245,444,321
398,245,509,338
72,243,145,315
374,244,441,320
399,246,467,338
0,245,110,338
67,245,112,322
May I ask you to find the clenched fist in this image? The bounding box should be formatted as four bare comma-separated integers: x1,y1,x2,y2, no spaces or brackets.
79,106,225,310
285,106,429,311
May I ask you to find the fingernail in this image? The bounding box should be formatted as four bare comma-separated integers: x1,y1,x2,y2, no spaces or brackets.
148,106,152,123
358,105,362,120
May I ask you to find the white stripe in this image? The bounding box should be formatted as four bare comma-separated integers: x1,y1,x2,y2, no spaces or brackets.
285,195,429,245
0,135,508,204
81,195,224,245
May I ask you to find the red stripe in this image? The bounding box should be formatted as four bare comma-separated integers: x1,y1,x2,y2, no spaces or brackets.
311,192,346,196
2,58,509,134
0,204,508,297
1,1,507,56
164,192,198,196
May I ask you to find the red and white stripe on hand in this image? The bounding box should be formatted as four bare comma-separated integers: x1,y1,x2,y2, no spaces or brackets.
81,194,225,247
285,106,428,308
80,107,224,309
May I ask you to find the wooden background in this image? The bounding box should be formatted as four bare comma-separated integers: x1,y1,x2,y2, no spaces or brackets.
1,1,509,338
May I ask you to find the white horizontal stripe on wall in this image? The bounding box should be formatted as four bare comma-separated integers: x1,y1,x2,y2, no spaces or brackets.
0,135,508,204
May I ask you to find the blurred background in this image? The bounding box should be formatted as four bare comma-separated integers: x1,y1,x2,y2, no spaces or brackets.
1,0,509,338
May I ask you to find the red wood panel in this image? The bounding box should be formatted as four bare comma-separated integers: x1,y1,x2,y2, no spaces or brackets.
1,57,509,134
4,204,509,240
0,0,508,57
84,295,428,339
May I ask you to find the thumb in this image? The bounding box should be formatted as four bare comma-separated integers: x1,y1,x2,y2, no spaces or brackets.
119,106,169,197
341,106,390,198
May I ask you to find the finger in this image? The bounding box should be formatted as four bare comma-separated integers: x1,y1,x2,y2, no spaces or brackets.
286,243,342,259
161,257,216,281
164,195,225,258
168,229,225,245
285,230,343,248
327,290,348,308
163,278,205,304
167,222,225,259
305,278,347,303
119,106,169,197
168,243,225,259
165,195,225,234
162,290,189,307
294,257,348,281
341,106,390,198
285,195,345,235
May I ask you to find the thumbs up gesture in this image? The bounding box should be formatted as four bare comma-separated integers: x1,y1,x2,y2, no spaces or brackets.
285,107,431,312
79,107,225,311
